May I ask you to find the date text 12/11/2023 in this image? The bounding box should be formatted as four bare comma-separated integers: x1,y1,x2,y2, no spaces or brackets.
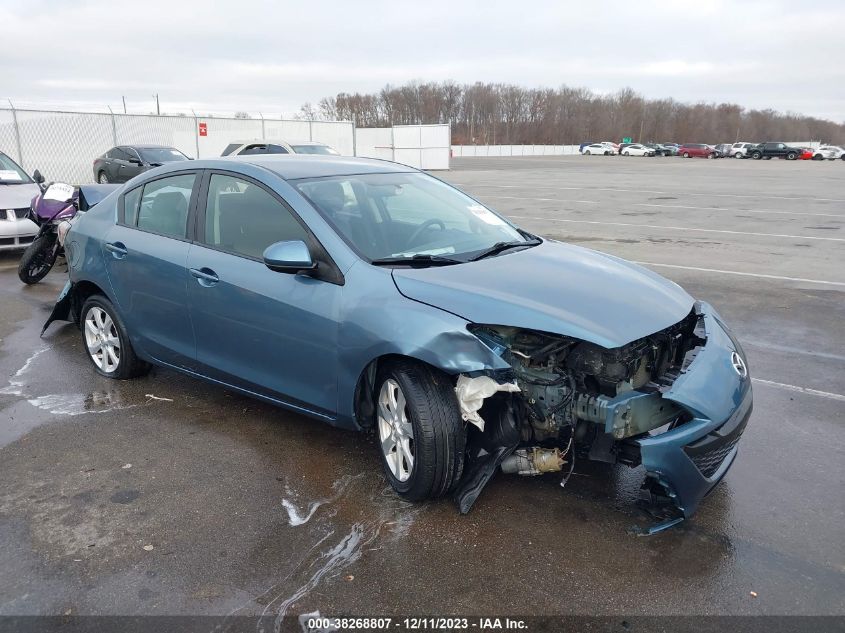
304,617,528,630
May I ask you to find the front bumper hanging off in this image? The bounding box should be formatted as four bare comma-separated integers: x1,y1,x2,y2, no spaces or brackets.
635,304,752,517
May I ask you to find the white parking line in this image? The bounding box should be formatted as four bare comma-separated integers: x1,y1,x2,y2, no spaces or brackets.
508,216,845,242
635,203,845,218
450,182,845,203
630,262,845,287
752,379,845,402
484,195,598,204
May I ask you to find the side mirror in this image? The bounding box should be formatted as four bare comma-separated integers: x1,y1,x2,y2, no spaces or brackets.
263,240,316,274
32,169,45,184
129,158,143,165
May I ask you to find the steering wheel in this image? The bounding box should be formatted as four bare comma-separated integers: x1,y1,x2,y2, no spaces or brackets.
406,219,446,248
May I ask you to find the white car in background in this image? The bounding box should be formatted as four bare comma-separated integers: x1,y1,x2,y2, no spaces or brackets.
812,145,845,160
220,139,340,157
621,144,655,157
730,142,755,158
0,151,41,252
581,143,615,156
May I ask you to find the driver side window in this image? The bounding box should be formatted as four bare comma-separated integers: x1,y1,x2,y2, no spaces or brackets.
203,174,309,259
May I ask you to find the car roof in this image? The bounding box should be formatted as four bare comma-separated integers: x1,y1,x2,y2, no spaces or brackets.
203,155,417,180
227,139,294,145
122,144,174,149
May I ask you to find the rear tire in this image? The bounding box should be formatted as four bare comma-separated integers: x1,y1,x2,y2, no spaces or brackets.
80,295,150,380
17,233,58,284
708,153,715,159
375,359,465,501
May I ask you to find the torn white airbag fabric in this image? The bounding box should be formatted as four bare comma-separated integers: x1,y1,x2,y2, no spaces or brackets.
454,374,520,431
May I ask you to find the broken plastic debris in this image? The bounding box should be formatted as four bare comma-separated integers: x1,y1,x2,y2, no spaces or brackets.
454,374,520,431
121,463,132,469
145,394,173,402
142,544,154,551
750,591,758,598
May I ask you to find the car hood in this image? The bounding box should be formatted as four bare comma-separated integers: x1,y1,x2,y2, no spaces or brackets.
0,183,41,209
391,240,695,349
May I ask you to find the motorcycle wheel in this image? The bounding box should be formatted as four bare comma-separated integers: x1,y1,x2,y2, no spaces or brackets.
18,233,59,285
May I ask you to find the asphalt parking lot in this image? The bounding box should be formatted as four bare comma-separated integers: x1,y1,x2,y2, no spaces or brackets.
0,156,843,623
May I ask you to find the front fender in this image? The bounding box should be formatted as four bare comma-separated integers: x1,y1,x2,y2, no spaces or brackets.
336,262,510,427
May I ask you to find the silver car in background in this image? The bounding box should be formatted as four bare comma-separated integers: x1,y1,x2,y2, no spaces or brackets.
0,152,41,251
220,139,340,156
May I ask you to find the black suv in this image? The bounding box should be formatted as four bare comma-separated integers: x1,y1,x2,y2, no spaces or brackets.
748,142,801,160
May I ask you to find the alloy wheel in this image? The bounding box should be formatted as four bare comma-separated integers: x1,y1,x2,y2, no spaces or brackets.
84,306,121,373
98,172,109,184
377,378,415,482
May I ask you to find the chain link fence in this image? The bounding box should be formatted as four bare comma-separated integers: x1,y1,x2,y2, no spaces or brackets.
0,107,355,184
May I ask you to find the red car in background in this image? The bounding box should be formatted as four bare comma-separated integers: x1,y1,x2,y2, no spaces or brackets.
677,143,717,159
799,148,814,160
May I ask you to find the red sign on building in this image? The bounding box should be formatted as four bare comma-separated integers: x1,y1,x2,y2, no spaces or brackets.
198,122,207,137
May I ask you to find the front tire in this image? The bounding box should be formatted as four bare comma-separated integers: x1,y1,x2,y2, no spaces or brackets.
376,360,465,501
584,150,591,155
17,233,58,284
81,295,150,379
682,152,690,158
751,151,762,159
786,152,797,160
98,171,109,184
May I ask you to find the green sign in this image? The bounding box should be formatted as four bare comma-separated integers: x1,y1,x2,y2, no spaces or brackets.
622,137,632,144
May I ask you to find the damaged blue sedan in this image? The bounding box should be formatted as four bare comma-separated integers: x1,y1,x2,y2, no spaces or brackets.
44,156,752,521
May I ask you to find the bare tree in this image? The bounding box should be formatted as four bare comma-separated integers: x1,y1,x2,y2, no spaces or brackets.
303,82,845,145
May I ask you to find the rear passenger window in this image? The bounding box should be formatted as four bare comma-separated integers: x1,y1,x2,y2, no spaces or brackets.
240,145,269,155
136,174,195,239
123,186,142,225
203,174,309,259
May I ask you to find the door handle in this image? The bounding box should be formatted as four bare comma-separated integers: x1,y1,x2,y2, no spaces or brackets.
104,241,127,259
189,267,219,286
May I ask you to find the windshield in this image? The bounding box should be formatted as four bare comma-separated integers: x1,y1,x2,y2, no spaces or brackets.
0,152,31,183
292,144,339,155
294,172,529,262
139,148,189,163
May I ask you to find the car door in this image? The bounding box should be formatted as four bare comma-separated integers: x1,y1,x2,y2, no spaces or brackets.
122,147,145,181
107,147,128,182
98,148,116,181
102,171,200,368
185,171,342,417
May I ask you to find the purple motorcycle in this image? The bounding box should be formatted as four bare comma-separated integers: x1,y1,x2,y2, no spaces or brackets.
18,182,117,284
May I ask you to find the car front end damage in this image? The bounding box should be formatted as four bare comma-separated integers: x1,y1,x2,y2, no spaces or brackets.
452,301,752,520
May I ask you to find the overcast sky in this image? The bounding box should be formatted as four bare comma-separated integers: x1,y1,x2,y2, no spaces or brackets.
2,0,844,121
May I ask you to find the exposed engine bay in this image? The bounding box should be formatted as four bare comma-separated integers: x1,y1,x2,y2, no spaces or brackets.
453,307,706,513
